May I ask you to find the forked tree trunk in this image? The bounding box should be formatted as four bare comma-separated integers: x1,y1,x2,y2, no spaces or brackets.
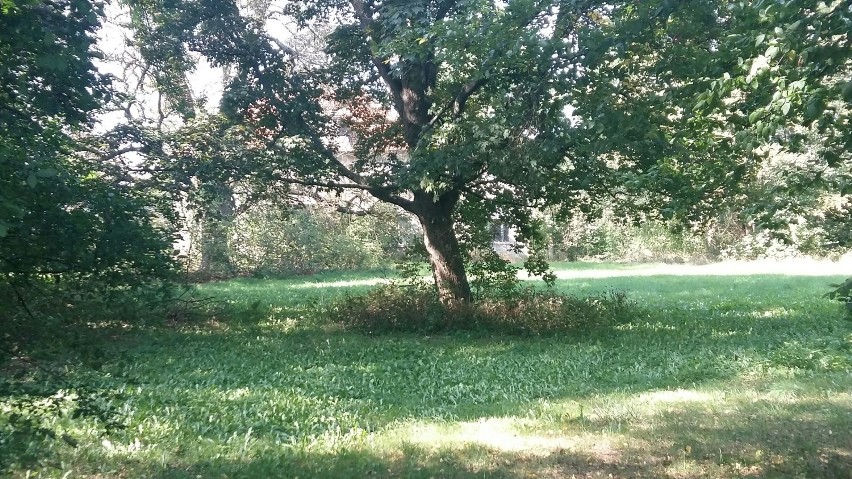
414,193,472,306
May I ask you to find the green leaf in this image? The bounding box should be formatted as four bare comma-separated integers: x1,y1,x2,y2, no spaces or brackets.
37,167,58,178
748,109,763,124
804,101,821,122
821,150,841,166
842,81,852,102
27,173,38,188
755,33,766,47
765,45,779,60
781,102,790,116
34,54,69,71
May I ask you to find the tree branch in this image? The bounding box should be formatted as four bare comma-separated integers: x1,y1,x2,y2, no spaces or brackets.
290,116,415,211
77,144,145,161
418,76,489,148
461,185,536,209
268,36,299,57
350,0,406,116
453,77,488,116
274,171,414,211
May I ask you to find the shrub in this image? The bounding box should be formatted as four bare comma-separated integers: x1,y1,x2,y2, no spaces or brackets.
223,204,419,277
546,211,710,263
326,283,641,336
824,277,852,320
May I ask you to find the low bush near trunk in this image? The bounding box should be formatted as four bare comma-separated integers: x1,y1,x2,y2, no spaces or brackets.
326,284,641,336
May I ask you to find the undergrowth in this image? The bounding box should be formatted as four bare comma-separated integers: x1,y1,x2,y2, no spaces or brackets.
326,283,641,336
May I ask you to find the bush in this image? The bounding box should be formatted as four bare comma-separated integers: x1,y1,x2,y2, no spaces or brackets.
326,283,641,336
824,277,852,320
546,211,710,263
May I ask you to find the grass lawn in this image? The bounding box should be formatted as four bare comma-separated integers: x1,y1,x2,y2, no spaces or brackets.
3,264,851,478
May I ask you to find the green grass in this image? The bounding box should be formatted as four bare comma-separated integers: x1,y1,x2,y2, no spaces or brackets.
3,265,851,478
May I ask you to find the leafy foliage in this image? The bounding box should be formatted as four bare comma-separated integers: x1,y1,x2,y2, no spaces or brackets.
0,374,125,473
825,277,852,320
0,0,178,288
686,0,852,298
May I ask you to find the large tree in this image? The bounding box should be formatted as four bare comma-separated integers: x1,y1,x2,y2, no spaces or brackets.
117,0,571,305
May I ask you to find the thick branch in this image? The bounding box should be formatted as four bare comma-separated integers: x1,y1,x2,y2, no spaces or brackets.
274,175,376,192
350,0,406,117
452,77,488,117
290,117,415,210
268,36,299,57
77,144,146,161
462,185,537,209
335,205,371,216
275,171,414,211
349,0,373,25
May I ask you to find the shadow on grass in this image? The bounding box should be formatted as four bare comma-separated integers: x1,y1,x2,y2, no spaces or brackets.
144,444,633,479
91,300,849,464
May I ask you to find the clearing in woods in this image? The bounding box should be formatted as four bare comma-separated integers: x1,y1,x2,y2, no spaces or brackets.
3,261,851,478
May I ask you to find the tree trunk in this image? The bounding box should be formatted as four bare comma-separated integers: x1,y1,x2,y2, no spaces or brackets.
198,185,235,278
414,193,472,306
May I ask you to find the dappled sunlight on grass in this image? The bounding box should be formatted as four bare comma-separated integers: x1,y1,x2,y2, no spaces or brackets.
392,417,589,455
750,307,794,319
357,377,852,478
5,263,852,477
639,389,714,404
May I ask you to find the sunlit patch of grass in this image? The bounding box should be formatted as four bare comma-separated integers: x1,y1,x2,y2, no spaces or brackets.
288,278,391,289
367,377,852,478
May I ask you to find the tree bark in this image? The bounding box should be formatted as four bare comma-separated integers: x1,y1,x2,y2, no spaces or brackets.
414,192,472,306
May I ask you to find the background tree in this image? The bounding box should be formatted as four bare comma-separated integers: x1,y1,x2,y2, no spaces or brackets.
695,0,851,238
0,0,176,290
1,0,180,363
567,0,849,255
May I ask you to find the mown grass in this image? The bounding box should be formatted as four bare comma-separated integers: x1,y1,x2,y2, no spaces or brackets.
2,265,851,478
